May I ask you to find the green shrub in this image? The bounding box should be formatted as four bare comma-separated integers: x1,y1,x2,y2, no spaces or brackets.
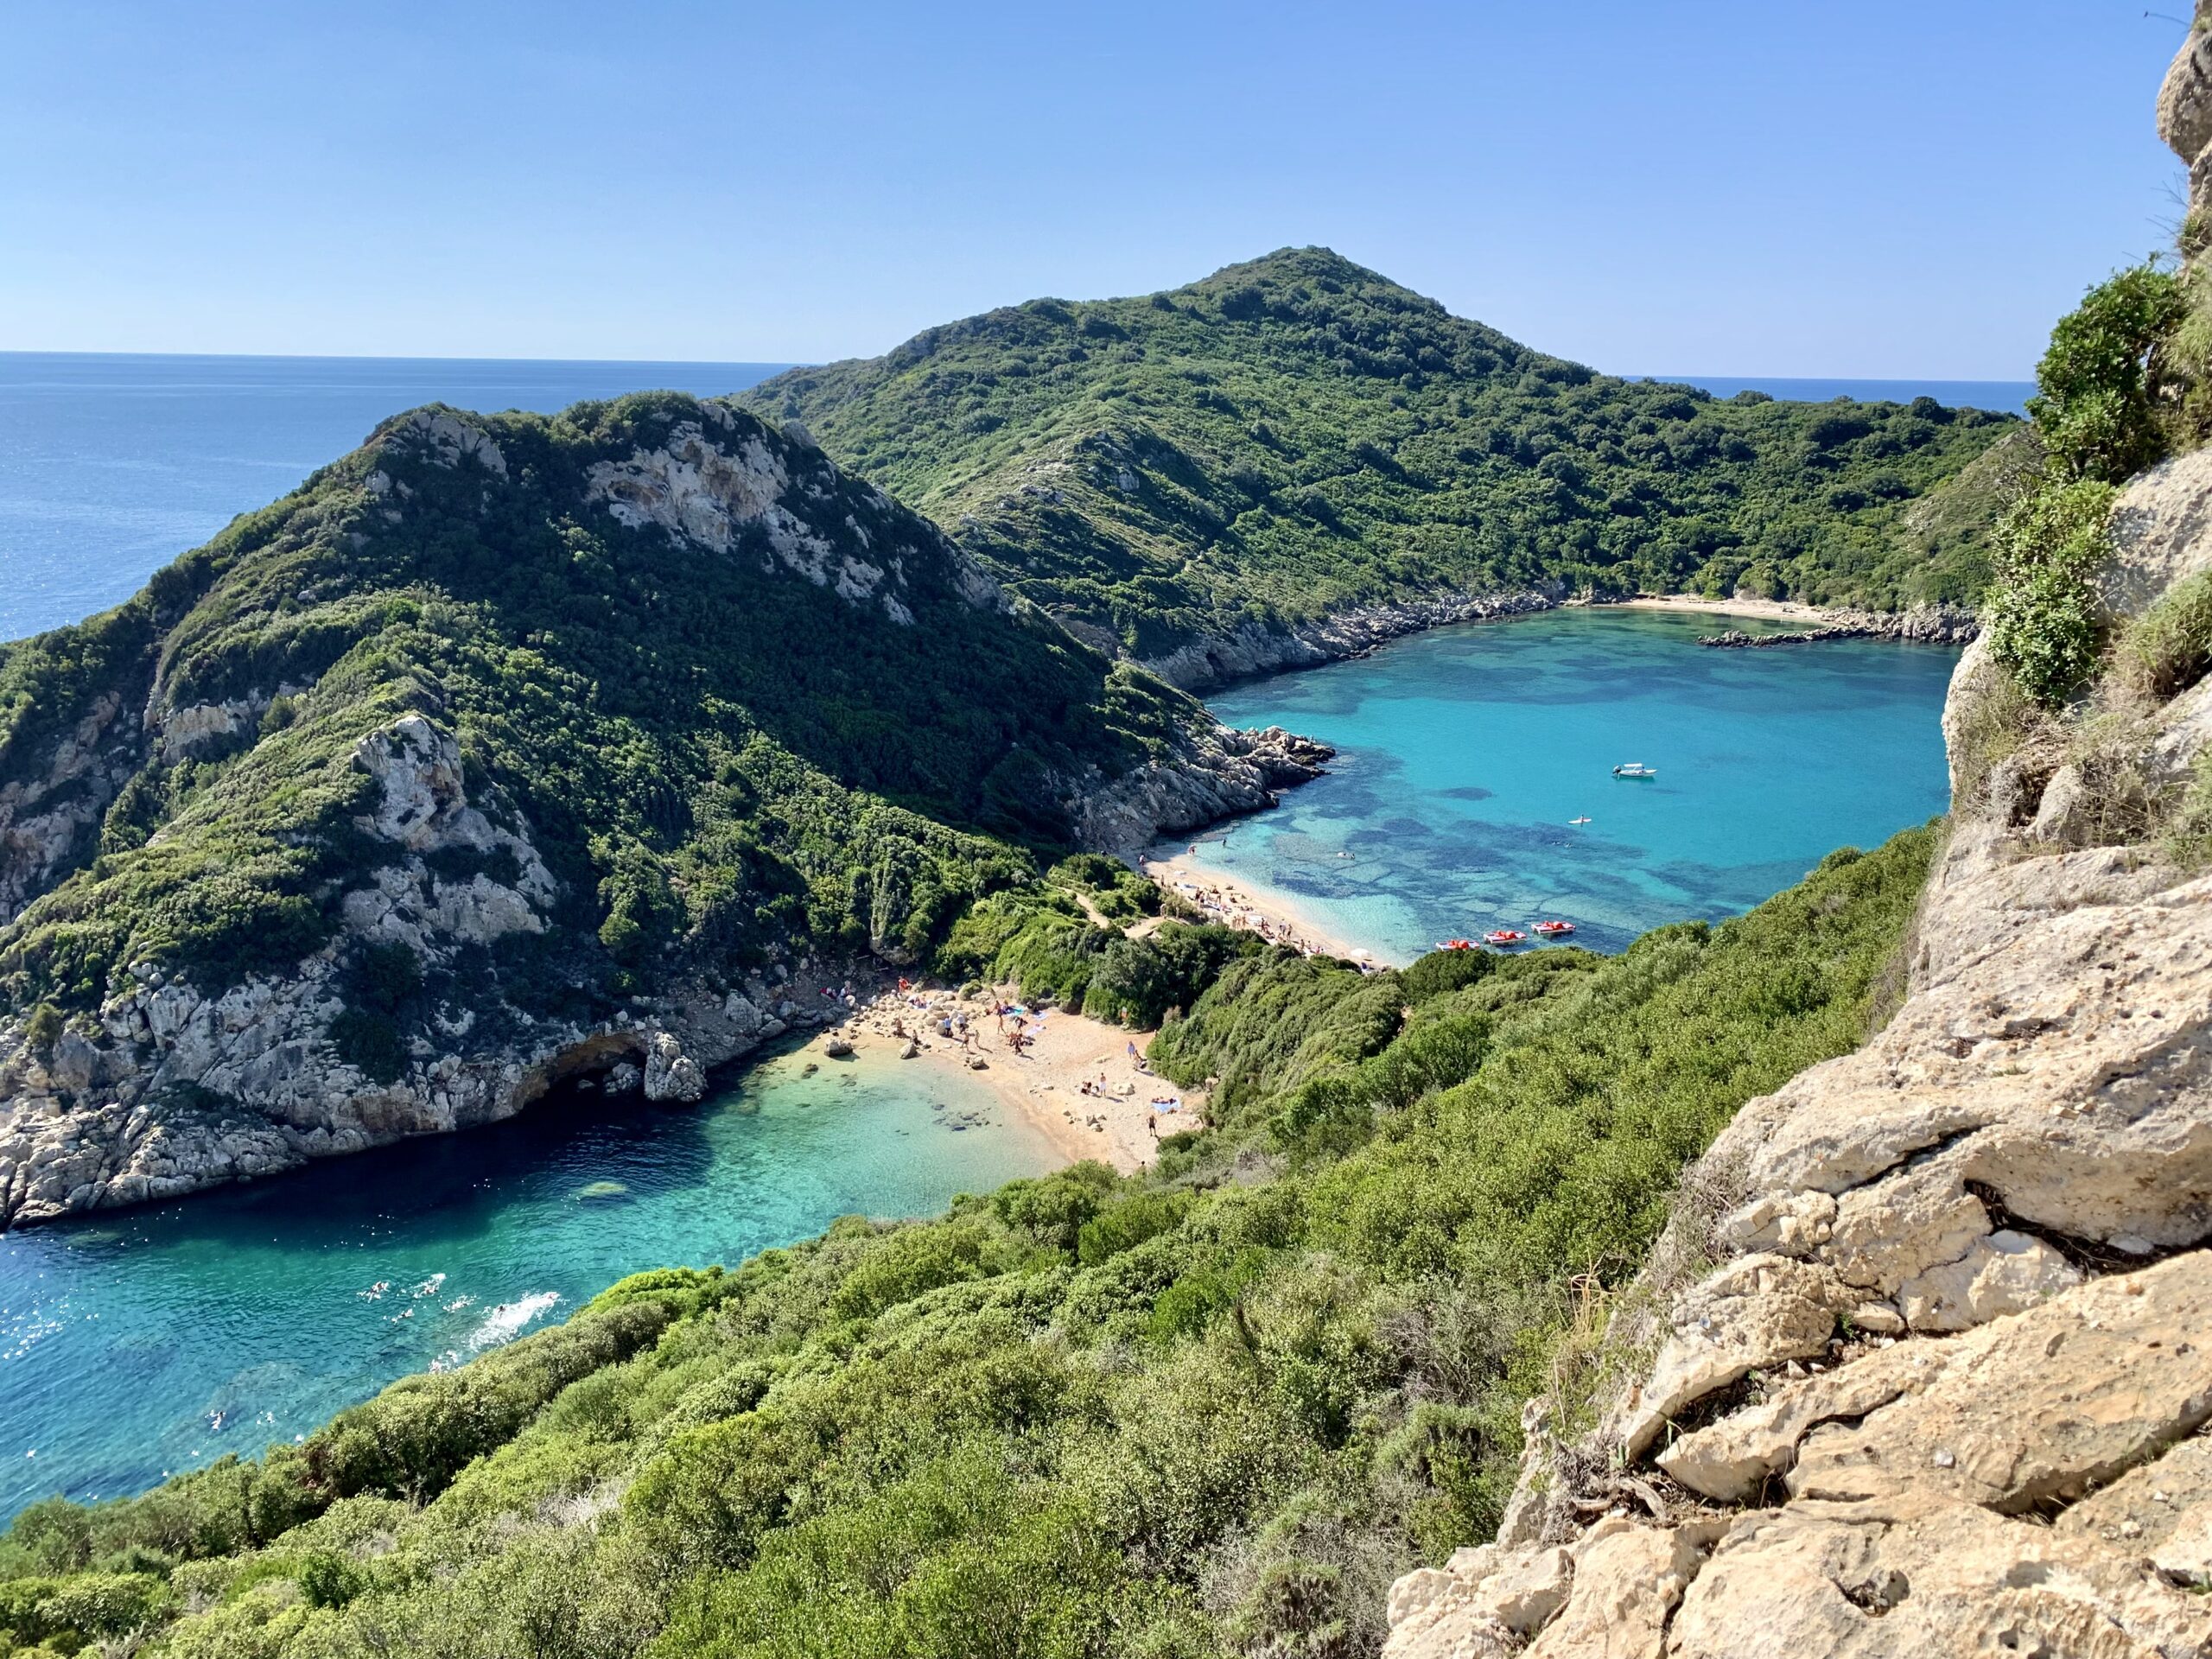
2119,564,2212,702
2030,263,2183,484
22,1001,62,1052
1076,1191,1194,1267
1984,478,2114,707
1984,264,2196,709
991,1162,1117,1255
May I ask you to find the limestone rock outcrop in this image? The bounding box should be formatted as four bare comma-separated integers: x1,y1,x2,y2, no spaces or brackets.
1062,722,1334,852
0,690,145,928
2164,22,2212,238
642,1030,707,1104
579,401,1007,626
0,708,806,1227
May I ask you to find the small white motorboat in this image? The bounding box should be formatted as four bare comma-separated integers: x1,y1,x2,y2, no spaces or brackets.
1568,815,1592,824
1611,762,1657,779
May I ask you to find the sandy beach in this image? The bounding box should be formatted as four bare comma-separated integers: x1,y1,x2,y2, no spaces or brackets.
1140,849,1379,964
1606,594,1832,624
789,982,1200,1173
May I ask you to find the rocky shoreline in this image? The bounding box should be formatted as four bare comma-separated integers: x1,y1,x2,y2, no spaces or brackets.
1699,603,1980,650
1136,584,1567,690
1130,583,1978,690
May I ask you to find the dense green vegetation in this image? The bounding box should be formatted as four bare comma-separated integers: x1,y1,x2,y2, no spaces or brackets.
0,826,1936,1656
0,396,1207,1029
931,856,1260,1028
741,248,2014,666
1986,264,2186,705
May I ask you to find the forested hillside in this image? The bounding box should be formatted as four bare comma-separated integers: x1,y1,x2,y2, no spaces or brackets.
742,248,2015,674
0,396,1210,1016
0,825,1936,1656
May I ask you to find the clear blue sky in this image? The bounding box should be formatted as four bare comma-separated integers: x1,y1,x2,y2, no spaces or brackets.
0,2,2185,378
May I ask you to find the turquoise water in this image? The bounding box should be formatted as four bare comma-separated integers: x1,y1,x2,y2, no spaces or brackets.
1188,609,1956,963
0,1047,1053,1521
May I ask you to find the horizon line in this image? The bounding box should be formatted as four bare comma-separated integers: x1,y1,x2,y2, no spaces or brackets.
0,346,2037,386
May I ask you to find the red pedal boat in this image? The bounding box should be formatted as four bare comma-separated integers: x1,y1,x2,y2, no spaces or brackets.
1484,929,1526,947
1533,919,1576,937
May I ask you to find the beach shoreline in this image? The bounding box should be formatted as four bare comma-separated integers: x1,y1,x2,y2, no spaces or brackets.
1139,848,1383,964
1604,594,1832,624
791,982,1199,1174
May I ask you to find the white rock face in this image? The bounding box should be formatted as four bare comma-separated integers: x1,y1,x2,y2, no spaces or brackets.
0,690,140,925
582,408,1004,626
2104,445,2212,619
642,1030,706,1104
385,407,508,479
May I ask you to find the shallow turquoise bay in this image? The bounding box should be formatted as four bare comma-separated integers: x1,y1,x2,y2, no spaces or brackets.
1186,609,1957,963
0,1048,1053,1520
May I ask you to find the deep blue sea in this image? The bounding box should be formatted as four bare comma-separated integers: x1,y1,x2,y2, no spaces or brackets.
0,353,1962,1522
0,353,2029,644
0,353,790,642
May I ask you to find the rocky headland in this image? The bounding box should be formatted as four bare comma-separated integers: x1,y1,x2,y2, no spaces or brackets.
0,400,1335,1230
1132,587,1565,691
1698,603,1982,651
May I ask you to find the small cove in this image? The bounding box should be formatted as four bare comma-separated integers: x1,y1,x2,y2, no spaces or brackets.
0,1046,1052,1520
1184,608,1958,963
0,605,1957,1522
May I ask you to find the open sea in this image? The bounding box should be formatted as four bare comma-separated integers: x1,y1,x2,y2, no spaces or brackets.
0,353,791,643
0,351,1967,1521
0,353,2031,645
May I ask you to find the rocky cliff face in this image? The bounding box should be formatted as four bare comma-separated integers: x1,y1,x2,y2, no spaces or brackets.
1062,722,1333,850
0,688,145,926
0,709,802,1227
1380,348,2212,1659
